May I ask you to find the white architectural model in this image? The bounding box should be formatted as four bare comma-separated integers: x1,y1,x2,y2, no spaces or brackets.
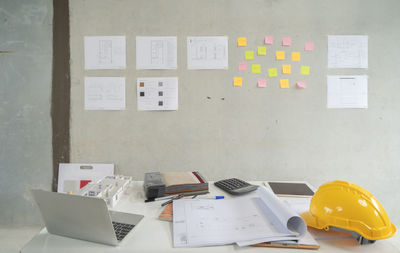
78,175,132,207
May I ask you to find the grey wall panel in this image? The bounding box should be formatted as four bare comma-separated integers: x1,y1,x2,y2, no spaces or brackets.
0,0,53,226
70,0,400,227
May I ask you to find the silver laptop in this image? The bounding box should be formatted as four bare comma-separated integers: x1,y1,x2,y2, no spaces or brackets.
31,189,144,246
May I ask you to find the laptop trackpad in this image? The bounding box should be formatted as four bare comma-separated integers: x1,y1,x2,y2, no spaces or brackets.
109,210,144,225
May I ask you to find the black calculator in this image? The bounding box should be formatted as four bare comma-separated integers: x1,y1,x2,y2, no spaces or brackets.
214,178,258,195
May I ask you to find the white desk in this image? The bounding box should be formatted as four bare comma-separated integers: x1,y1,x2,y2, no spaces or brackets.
21,182,400,253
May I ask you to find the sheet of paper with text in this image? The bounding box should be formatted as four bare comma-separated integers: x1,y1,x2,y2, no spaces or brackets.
84,36,126,69
187,36,228,69
137,77,178,111
328,35,368,68
327,75,368,108
136,36,177,69
84,77,125,110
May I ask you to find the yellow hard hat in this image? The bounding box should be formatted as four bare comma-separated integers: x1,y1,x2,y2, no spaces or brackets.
301,180,396,241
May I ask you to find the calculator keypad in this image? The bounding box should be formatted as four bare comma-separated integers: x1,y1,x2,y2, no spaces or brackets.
214,178,258,195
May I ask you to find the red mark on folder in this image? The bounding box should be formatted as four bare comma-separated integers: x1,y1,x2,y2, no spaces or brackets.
80,180,92,188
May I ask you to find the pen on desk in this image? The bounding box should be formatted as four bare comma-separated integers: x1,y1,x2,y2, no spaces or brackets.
145,194,181,203
198,196,224,199
160,194,184,207
155,195,178,201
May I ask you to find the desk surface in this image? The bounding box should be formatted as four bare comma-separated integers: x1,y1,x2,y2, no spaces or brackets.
21,182,400,253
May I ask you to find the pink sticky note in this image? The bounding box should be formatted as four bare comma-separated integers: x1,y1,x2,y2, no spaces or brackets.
258,79,267,88
282,37,291,46
296,81,306,88
264,35,274,45
305,42,314,51
238,62,247,71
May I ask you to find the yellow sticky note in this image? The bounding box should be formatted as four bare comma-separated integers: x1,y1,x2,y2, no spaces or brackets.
233,77,243,87
280,79,289,88
276,51,285,60
301,66,310,75
258,46,267,56
252,64,261,73
237,37,247,47
292,52,301,61
245,50,254,60
268,68,277,77
282,65,291,74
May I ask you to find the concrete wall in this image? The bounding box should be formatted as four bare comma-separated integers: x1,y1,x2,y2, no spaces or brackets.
0,0,53,226
69,0,400,228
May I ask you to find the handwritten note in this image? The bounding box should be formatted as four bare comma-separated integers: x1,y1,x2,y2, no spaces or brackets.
282,37,291,46
301,66,310,75
252,64,261,73
268,68,278,77
258,46,267,56
264,35,274,45
245,50,254,60
238,62,247,71
282,65,291,74
292,52,301,61
276,51,285,60
258,79,267,88
233,77,243,87
237,37,247,47
305,42,314,51
296,81,306,88
280,79,289,89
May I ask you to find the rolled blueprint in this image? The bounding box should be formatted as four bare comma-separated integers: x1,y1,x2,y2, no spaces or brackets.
236,187,307,246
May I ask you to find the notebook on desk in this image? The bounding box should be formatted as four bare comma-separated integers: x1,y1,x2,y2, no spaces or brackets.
162,171,208,195
31,189,143,246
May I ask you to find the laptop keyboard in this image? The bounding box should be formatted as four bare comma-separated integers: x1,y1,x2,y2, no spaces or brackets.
112,221,135,241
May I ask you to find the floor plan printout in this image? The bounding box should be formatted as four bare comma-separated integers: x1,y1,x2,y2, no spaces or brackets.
136,36,177,69
84,77,125,110
137,77,178,111
84,36,126,69
187,36,228,69
327,75,368,108
173,187,307,248
328,35,368,68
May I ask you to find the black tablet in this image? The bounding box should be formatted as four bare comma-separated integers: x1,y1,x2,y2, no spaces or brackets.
267,182,315,197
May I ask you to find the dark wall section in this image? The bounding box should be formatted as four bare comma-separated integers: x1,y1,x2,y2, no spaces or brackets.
51,0,70,191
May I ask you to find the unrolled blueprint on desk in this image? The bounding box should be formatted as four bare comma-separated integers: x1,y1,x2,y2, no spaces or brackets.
173,187,308,248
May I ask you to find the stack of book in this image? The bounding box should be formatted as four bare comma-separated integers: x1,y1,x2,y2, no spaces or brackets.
161,171,208,195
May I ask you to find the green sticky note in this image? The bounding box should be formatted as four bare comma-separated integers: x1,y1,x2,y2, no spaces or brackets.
257,46,267,56
245,50,254,60
301,66,310,75
268,68,277,77
252,64,261,73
